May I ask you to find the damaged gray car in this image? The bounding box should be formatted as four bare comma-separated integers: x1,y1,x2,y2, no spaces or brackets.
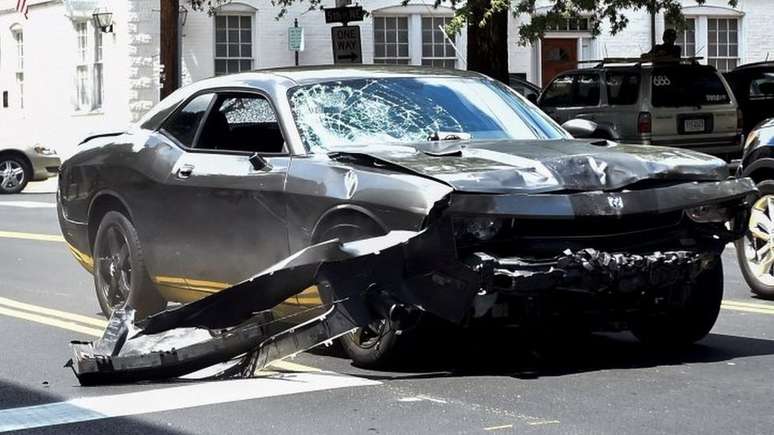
57,66,756,382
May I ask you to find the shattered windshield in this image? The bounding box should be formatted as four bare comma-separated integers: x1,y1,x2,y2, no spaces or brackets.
288,77,567,151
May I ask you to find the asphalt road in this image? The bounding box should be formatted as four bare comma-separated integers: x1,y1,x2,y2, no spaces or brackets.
1,189,774,434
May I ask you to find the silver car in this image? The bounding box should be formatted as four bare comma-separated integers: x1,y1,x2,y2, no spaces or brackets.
0,144,61,194
538,61,743,160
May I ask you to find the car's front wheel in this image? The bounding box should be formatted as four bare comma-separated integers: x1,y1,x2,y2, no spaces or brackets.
736,181,774,298
632,257,723,346
314,213,407,368
0,155,30,194
93,211,166,319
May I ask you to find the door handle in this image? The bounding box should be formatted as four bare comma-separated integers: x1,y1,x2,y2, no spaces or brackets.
177,164,194,179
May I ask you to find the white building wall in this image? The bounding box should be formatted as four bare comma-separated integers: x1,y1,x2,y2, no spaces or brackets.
0,0,132,157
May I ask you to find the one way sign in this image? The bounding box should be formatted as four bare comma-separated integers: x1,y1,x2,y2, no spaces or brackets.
331,26,362,64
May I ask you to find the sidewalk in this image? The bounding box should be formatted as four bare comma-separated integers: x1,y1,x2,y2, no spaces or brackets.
23,177,58,194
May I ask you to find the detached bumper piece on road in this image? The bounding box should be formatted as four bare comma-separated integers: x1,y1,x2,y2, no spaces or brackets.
67,178,757,385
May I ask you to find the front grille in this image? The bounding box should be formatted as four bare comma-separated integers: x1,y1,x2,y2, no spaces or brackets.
512,211,684,239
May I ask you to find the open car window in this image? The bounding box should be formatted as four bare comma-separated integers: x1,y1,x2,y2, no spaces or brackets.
161,93,214,147
195,93,286,154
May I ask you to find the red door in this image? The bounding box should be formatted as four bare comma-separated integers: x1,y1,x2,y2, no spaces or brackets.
541,38,578,85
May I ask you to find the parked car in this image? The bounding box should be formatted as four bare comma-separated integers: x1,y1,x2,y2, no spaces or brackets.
508,74,541,102
0,144,60,194
538,60,743,160
736,118,774,296
57,66,754,367
724,61,774,136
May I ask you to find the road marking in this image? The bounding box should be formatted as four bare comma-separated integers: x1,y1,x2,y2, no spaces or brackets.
721,303,774,315
0,296,322,373
484,424,514,431
722,299,774,311
0,296,108,328
0,230,64,243
0,373,381,432
0,306,103,337
0,201,55,209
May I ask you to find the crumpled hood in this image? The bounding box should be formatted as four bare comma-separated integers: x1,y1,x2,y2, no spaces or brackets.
330,139,730,193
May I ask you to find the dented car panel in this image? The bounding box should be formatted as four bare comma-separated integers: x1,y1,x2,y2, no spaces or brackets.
58,66,758,383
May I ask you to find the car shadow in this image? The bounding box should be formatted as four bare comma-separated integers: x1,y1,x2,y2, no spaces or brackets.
341,330,774,381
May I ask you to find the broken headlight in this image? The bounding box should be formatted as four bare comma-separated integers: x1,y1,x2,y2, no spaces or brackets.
454,217,505,242
686,205,734,223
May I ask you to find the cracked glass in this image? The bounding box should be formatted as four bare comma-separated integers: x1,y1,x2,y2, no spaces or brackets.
288,77,566,151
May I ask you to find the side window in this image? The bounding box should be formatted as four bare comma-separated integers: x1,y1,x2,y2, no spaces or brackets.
196,93,285,153
750,73,774,101
606,72,640,106
574,74,600,106
162,93,214,147
540,75,573,107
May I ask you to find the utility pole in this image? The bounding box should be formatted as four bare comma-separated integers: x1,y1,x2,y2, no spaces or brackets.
160,0,180,99
650,0,657,51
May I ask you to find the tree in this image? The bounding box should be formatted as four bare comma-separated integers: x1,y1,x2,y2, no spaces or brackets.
185,0,739,83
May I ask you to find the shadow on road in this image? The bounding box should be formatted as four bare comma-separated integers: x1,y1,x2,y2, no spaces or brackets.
342,329,774,381
0,379,189,434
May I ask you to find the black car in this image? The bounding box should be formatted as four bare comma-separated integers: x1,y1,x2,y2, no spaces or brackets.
736,118,774,296
508,74,541,102
725,62,774,136
57,65,755,367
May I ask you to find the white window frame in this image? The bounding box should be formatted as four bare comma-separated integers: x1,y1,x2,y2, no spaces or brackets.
73,20,103,112
13,29,23,109
213,13,255,76
707,17,739,72
421,16,457,68
373,16,410,64
665,7,744,73
667,17,697,58
369,8,460,69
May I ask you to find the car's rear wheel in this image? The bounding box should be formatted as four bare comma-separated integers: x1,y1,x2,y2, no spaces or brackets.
737,181,774,297
632,257,723,346
314,213,405,368
93,211,166,319
0,155,30,194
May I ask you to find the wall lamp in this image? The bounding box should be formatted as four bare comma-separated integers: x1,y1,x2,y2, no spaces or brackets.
93,10,113,33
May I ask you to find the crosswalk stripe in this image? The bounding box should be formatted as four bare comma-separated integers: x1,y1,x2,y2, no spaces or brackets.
0,373,381,432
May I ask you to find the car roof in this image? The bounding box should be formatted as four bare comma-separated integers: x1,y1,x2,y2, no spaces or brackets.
236,64,485,85
728,61,774,74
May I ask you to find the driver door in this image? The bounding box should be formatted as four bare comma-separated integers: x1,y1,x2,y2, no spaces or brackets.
159,90,291,302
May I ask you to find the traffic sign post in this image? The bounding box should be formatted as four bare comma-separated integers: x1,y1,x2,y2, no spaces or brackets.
323,6,365,25
288,18,304,66
331,25,362,64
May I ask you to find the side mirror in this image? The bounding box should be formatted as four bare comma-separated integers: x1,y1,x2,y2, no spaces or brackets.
561,118,599,139
249,152,272,171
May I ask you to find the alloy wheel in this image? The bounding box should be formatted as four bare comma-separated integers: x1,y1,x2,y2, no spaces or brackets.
0,159,25,192
96,225,133,310
744,194,774,286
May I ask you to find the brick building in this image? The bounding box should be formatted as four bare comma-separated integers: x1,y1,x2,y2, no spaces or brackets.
0,0,771,156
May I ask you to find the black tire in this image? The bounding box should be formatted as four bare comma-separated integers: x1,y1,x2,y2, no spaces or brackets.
0,155,31,194
736,180,774,298
313,213,403,368
93,211,166,319
632,257,723,347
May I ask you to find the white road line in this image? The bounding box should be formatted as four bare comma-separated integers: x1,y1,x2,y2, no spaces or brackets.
0,372,381,432
0,201,56,209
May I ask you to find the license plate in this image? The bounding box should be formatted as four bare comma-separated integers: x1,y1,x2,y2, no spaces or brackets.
684,118,706,133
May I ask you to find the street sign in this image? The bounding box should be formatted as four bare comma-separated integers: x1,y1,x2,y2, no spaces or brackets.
288,27,304,51
331,26,362,64
324,6,364,24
